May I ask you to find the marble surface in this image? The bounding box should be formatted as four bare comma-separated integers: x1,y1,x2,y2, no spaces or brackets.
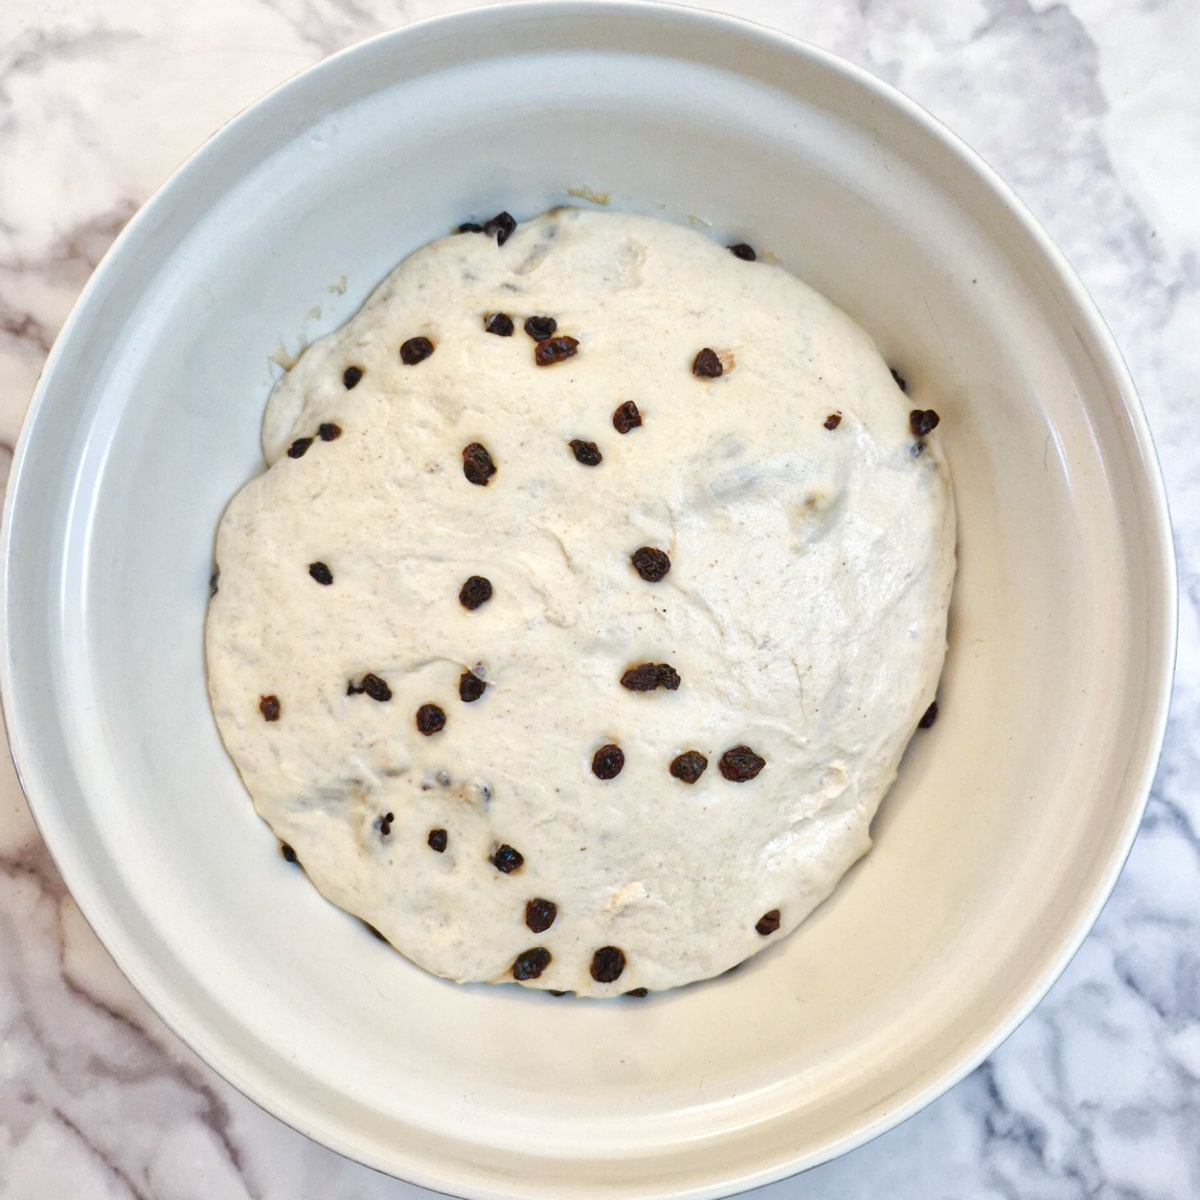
1,0,1197,1196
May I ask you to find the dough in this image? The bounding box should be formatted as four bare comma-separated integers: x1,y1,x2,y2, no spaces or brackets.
206,207,955,996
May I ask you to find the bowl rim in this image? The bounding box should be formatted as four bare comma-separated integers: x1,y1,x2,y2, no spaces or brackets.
0,1,1178,1196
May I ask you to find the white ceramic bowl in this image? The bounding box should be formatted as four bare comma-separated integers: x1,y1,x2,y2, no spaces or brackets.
0,4,1176,1198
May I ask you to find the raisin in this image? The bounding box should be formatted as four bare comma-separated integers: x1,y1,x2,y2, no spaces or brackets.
918,700,939,729
630,546,670,582
346,673,392,702
400,336,435,365
590,946,626,983
670,750,707,783
612,400,642,434
692,348,723,378
484,211,517,244
624,987,649,998
427,828,448,853
459,670,487,703
318,422,342,441
459,575,493,610
756,909,781,936
525,898,557,933
259,694,281,721
569,439,602,466
363,920,387,941
287,437,313,458
209,570,219,597
342,366,363,389
458,222,484,233
656,664,680,689
512,947,552,981
463,442,496,486
523,314,557,340
535,336,579,366
591,743,625,780
548,990,569,997
378,811,393,836
416,703,446,735
484,312,514,336
308,561,333,585
492,843,524,873
728,243,756,261
824,413,842,430
719,745,765,781
280,842,297,863
910,409,940,437
890,368,908,393
620,663,680,692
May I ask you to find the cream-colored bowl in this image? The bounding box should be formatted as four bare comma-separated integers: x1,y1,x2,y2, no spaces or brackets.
0,4,1175,1197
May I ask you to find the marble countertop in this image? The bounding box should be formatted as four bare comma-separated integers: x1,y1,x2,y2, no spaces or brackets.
2,1,1197,1197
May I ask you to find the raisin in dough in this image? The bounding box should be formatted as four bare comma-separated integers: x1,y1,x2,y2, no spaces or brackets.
206,207,956,997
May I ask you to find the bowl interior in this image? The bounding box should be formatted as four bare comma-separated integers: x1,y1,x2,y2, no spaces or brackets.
2,5,1174,1198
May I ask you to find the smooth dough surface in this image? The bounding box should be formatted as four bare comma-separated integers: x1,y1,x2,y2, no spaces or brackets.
206,207,956,997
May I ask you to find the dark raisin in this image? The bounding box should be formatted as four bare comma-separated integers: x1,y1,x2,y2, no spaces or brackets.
719,745,766,781
919,700,939,729
308,561,334,585
209,569,219,597
343,366,363,389
630,546,670,582
524,314,558,340
548,989,569,997
416,703,446,736
692,348,723,378
569,439,602,466
890,368,908,393
318,422,342,441
656,664,681,690
491,844,524,873
378,811,393,836
612,400,642,434
400,336,435,365
459,575,493,610
484,312,514,336
620,663,659,691
427,828,448,853
259,694,281,721
910,409,940,437
288,437,313,458
535,335,579,366
513,947,552,981
620,663,680,692
756,909,781,936
728,243,756,261
624,987,649,998
670,750,708,783
458,222,484,233
525,898,558,933
362,920,387,941
280,842,297,863
459,670,487,703
346,673,392,702
462,442,496,486
591,743,625,780
484,211,517,245
590,946,626,983
824,413,842,430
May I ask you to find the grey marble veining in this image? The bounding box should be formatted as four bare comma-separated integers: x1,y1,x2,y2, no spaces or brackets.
1,1,1197,1197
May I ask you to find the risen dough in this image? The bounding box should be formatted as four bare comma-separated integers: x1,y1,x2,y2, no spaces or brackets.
206,207,955,996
